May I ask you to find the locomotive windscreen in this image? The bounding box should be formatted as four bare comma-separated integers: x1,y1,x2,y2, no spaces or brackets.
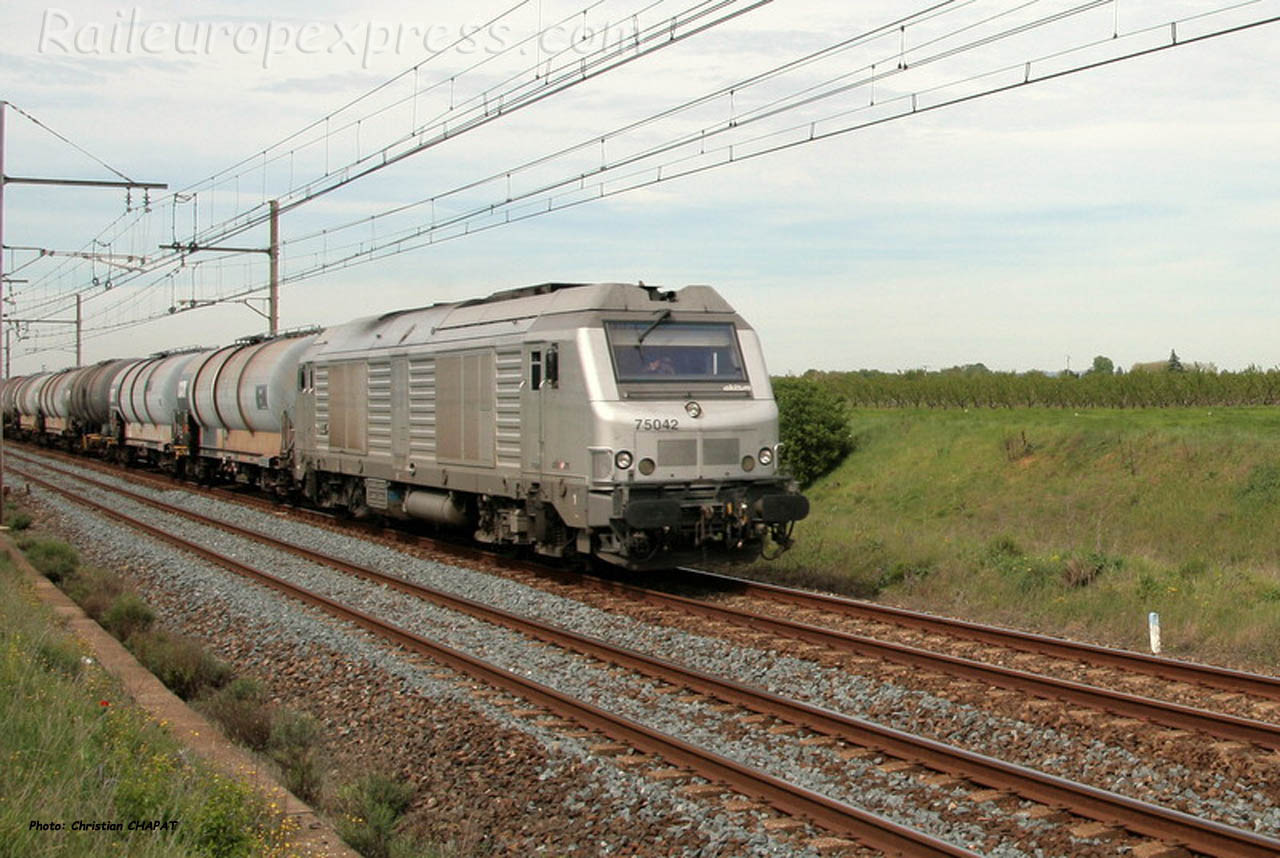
605,321,746,383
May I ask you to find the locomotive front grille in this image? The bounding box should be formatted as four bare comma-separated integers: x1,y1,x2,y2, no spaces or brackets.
702,438,739,465
654,437,741,467
657,438,697,466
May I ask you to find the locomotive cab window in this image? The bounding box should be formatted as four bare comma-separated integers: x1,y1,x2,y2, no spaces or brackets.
605,321,746,383
530,346,558,390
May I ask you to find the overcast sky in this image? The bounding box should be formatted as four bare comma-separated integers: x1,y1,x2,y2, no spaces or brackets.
2,0,1278,377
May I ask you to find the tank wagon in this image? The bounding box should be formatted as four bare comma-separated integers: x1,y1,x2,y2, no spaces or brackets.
4,282,808,569
109,349,207,461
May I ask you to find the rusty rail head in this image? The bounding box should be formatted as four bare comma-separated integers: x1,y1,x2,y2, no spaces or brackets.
682,567,1280,701
613,581,1280,751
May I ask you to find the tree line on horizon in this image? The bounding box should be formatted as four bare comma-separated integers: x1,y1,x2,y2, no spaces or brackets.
796,352,1280,408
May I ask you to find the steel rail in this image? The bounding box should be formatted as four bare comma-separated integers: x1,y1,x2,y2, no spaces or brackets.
12,463,979,858
12,445,1280,751
590,574,1280,750
11,447,1280,751
13,455,1280,857
680,567,1280,701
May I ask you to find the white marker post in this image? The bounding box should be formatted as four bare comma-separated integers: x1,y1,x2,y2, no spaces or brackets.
1148,612,1162,655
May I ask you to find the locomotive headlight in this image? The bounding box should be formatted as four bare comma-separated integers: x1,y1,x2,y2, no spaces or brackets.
638,457,655,475
758,446,774,466
614,450,634,470
684,400,702,418
741,455,756,472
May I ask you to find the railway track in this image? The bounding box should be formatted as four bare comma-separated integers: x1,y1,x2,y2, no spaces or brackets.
16,444,1280,700
11,450,1280,856
12,446,1280,733
21,446,1280,749
678,567,1280,702
558,569,1280,750
15,449,1280,739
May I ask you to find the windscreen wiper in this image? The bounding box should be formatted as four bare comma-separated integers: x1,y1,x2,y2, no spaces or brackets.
636,308,672,345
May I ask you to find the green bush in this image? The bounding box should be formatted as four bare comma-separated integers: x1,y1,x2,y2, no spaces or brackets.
1,551,290,858
773,375,854,487
269,709,324,803
102,593,157,641
1238,462,1280,509
129,629,231,700
23,538,80,583
877,560,933,591
63,565,128,621
198,678,274,752
3,502,32,530
337,772,416,858
979,537,1063,593
35,636,85,678
189,775,269,858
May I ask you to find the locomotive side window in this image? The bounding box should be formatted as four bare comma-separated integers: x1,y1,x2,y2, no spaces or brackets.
530,350,542,390
605,321,746,383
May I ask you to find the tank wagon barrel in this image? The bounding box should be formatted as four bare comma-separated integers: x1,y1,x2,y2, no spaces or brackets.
69,359,132,430
1,376,21,421
14,372,56,433
110,350,206,458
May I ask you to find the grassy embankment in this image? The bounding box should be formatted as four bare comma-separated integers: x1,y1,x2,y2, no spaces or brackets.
0,545,295,858
761,407,1280,670
4,516,444,858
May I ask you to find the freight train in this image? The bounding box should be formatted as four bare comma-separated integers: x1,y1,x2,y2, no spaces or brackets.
1,282,808,569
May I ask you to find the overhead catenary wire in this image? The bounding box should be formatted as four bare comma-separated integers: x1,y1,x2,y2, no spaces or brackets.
9,0,656,307
167,0,771,247
285,0,983,249
10,0,1280,362
11,0,768,346
275,0,1280,281
4,103,139,185
198,0,1280,300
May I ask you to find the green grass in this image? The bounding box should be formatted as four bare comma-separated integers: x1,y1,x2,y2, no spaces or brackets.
759,407,1280,669
0,552,299,858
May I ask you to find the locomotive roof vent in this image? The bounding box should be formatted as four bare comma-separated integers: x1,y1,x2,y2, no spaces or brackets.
639,282,677,302
480,282,590,304
148,345,208,358
233,325,321,346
